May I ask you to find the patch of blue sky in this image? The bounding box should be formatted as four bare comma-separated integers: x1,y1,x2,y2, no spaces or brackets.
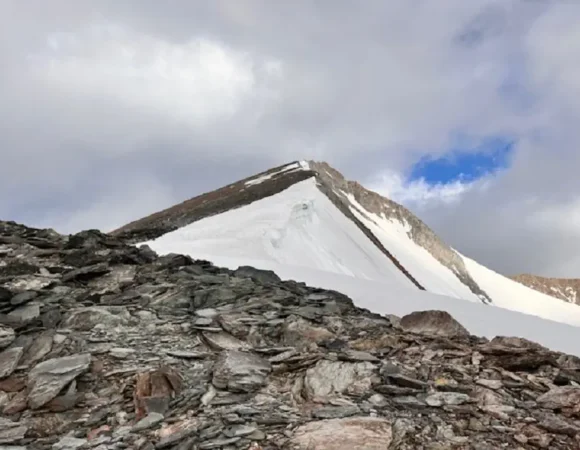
408,137,514,185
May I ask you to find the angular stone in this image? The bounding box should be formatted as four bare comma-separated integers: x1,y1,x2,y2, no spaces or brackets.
166,350,211,360
537,386,580,415
195,308,219,318
476,379,502,390
27,353,91,409
425,392,471,407
482,404,515,420
8,303,40,322
3,390,27,415
155,419,199,448
90,265,136,292
0,326,15,350
282,317,334,347
234,266,281,284
199,436,241,449
63,307,127,331
202,331,251,351
109,347,136,359
291,417,392,449
0,418,27,444
51,436,88,449
400,310,469,337
538,413,580,437
212,350,271,393
492,352,556,371
339,350,379,362
62,263,110,282
10,290,37,306
132,412,164,432
223,424,258,437
312,405,361,419
473,386,509,407
45,379,78,412
304,360,378,401
490,335,546,349
20,330,54,365
41,308,62,328
351,334,401,352
381,363,426,389
0,377,25,393
65,229,115,249
0,391,8,409
192,287,237,309
133,367,183,420
0,347,23,378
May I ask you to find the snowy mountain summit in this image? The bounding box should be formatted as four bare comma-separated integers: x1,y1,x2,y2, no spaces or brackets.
114,160,488,302
113,160,580,348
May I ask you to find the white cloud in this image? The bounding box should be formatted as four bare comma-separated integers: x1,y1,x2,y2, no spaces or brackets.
34,25,278,128
367,170,478,208
3,1,580,278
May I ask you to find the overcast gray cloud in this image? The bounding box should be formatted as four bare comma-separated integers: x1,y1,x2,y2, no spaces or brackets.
1,0,579,278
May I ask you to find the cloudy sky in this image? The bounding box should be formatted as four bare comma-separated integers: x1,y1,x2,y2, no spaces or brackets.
2,0,580,278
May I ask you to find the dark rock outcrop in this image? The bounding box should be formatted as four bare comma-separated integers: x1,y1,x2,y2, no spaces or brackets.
399,310,470,337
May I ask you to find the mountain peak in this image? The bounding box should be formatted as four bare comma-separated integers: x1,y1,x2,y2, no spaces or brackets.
112,160,491,302
113,160,580,330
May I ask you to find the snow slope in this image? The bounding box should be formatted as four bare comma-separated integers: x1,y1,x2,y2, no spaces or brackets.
462,254,580,328
343,192,482,302
141,178,415,285
137,175,580,354
143,243,580,357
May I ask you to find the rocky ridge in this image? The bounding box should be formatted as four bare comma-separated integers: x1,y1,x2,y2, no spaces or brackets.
307,161,492,304
510,274,580,305
0,219,579,449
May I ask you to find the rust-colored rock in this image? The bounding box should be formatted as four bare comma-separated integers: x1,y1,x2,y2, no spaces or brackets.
87,425,111,441
0,376,25,392
133,366,183,420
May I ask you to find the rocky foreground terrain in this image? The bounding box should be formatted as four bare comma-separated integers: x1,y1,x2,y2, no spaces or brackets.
0,221,580,449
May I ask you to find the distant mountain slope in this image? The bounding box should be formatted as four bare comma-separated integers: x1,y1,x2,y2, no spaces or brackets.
510,274,580,305
113,160,580,327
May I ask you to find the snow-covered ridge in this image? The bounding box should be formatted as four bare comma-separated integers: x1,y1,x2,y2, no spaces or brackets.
114,159,580,332
112,161,315,243
307,161,492,303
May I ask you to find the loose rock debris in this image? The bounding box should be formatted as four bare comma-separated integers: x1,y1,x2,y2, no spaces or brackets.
0,220,578,448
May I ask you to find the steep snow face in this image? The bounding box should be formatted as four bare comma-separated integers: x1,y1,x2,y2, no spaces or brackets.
140,178,415,285
138,176,580,331
462,255,580,328
343,192,483,303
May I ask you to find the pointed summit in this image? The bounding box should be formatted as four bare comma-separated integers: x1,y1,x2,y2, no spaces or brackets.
112,160,489,301
113,160,580,328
